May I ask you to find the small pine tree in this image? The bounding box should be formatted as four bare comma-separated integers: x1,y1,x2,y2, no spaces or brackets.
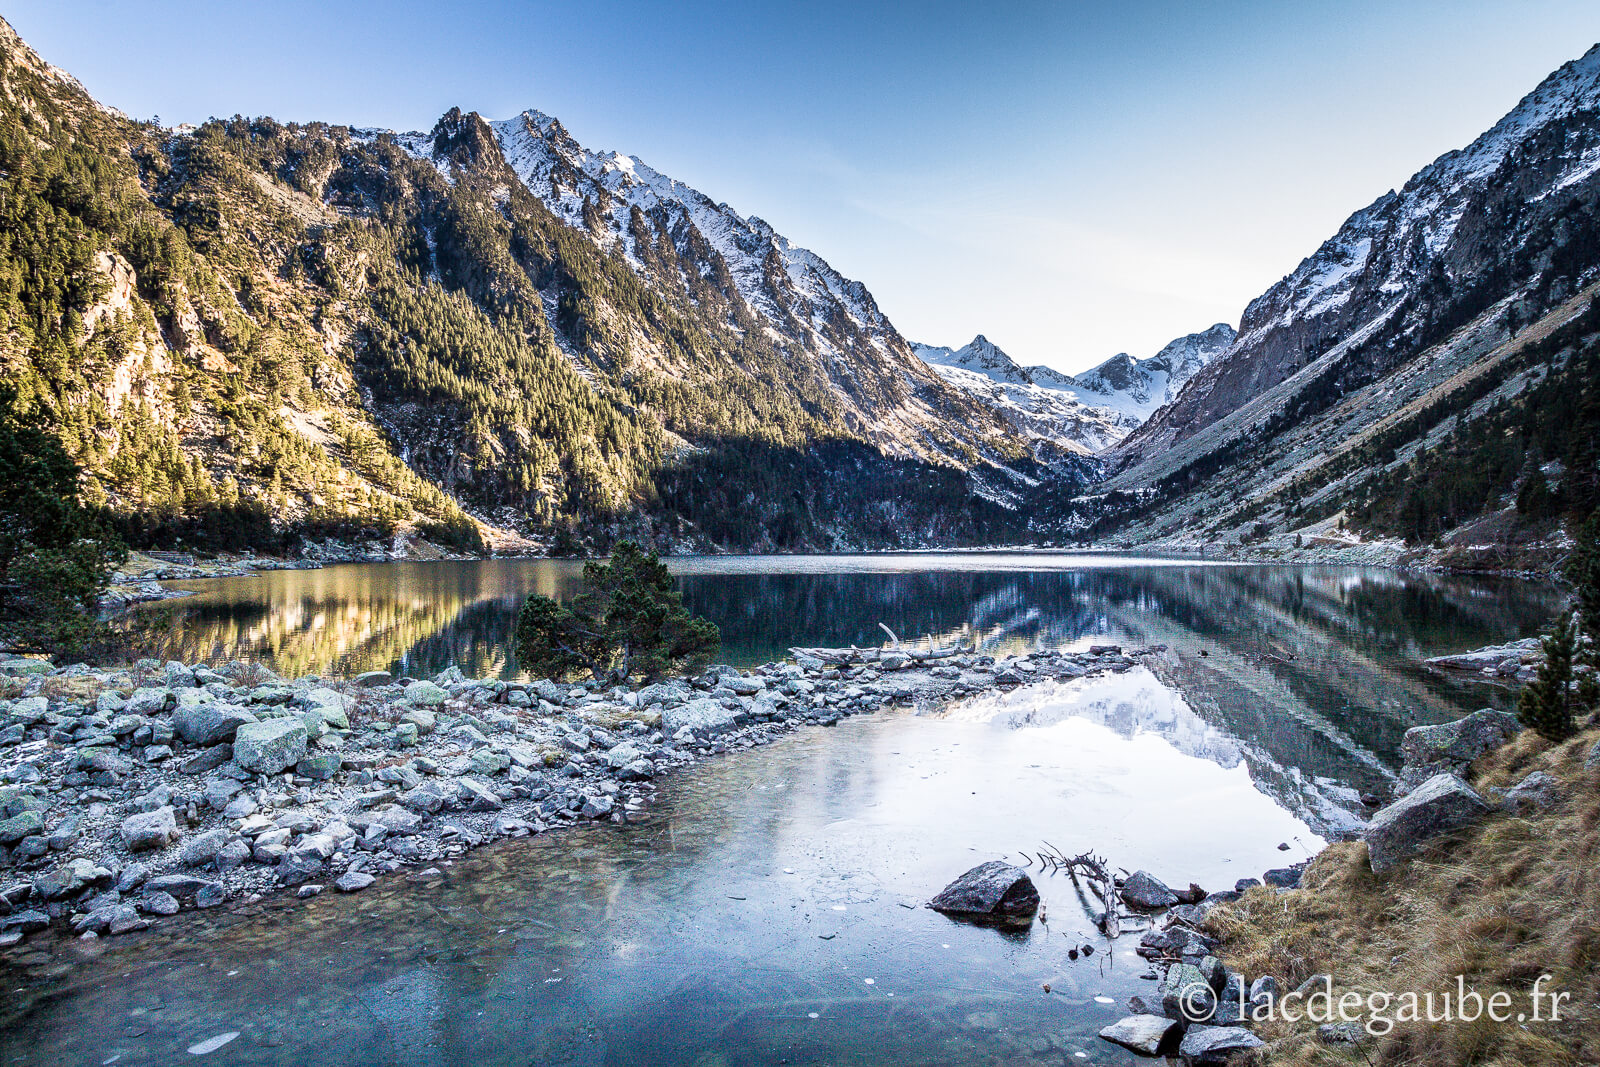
1519,611,1579,742
515,541,718,684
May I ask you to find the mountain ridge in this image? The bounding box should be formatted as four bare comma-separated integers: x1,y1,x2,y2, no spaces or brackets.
1095,41,1600,565
0,16,1092,556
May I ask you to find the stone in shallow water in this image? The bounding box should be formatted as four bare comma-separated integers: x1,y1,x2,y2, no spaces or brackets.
927,861,1038,920
139,891,180,916
1098,1014,1179,1055
1119,869,1179,910
336,871,375,893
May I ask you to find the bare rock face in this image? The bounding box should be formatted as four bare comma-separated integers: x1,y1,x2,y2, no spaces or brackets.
1364,773,1490,874
928,861,1039,921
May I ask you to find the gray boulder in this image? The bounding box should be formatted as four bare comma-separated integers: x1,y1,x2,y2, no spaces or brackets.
0,811,44,845
120,807,179,852
404,681,448,707
1497,770,1561,814
1161,962,1216,1022
296,751,343,781
179,828,231,868
1263,865,1303,888
1178,1025,1265,1063
173,704,258,746
637,680,692,707
143,874,218,898
1214,972,1246,1025
928,861,1039,921
1397,709,1520,792
457,778,504,812
661,697,746,738
276,850,324,886
399,708,436,735
233,719,308,775
1364,773,1490,874
1249,974,1277,1015
1098,1015,1179,1055
125,687,174,715
1119,869,1179,910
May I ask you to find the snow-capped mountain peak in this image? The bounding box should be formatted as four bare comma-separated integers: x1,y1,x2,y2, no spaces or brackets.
913,335,1037,385
1065,323,1236,422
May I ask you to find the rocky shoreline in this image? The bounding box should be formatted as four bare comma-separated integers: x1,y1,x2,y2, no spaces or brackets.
0,644,1158,951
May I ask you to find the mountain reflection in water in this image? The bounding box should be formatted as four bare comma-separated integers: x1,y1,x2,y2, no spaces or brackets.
117,556,1558,786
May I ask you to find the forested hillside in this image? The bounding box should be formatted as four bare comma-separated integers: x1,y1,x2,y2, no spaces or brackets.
0,18,1080,557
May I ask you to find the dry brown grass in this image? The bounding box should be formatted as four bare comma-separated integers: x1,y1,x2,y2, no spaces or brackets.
1206,726,1600,1065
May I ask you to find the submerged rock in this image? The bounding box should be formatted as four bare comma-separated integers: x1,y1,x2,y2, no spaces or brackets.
928,861,1038,921
1364,773,1490,874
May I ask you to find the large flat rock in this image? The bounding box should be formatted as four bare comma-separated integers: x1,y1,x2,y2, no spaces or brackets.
1098,1014,1179,1055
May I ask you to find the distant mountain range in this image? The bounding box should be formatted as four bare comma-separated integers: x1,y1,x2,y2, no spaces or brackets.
910,323,1234,451
0,16,1094,555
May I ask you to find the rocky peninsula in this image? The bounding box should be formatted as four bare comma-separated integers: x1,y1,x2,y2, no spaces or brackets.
0,644,1156,949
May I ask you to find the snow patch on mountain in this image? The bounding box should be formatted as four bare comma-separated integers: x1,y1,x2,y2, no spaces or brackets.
1067,323,1236,422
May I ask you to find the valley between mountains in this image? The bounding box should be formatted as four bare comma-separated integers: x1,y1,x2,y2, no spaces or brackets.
3,16,1598,566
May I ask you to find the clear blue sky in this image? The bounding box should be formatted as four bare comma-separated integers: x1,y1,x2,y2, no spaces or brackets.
8,0,1600,372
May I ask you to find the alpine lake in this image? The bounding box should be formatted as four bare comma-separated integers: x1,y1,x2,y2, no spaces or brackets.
0,554,1563,1065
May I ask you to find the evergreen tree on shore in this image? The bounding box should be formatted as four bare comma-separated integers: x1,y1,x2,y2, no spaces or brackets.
1519,611,1580,742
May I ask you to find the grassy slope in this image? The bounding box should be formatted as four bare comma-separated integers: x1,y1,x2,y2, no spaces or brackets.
1206,725,1599,1065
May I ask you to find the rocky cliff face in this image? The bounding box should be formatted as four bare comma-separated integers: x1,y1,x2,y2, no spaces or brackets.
1113,44,1600,472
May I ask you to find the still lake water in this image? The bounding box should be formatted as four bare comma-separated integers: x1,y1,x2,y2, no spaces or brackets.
1,555,1563,1065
